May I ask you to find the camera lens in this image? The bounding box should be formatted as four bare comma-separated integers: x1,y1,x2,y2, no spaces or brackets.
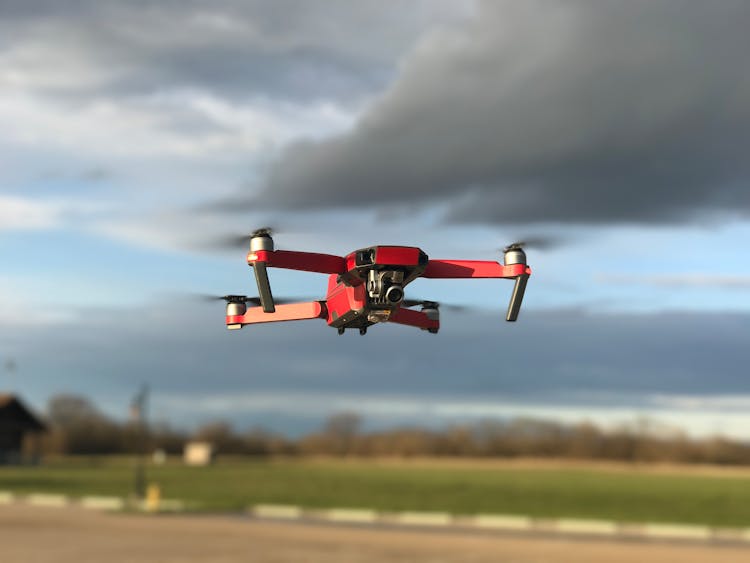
385,285,404,304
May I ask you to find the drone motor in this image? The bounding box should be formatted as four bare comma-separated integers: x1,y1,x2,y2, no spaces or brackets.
249,230,274,252
503,244,527,266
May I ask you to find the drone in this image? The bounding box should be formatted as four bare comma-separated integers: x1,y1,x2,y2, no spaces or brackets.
220,229,532,335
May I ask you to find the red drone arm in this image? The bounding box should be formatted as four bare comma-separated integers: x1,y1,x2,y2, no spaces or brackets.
422,260,531,279
226,301,327,329
248,250,346,275
389,306,439,332
246,249,346,314
422,259,532,322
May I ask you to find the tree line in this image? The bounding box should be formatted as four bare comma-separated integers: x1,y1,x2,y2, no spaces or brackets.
33,394,750,465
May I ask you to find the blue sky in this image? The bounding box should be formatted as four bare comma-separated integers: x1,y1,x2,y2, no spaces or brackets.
2,0,750,437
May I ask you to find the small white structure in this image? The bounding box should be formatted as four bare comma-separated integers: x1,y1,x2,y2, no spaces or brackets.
152,449,167,465
183,441,214,466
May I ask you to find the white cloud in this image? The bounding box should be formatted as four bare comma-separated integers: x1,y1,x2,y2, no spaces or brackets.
0,195,108,232
0,89,356,160
0,195,66,230
0,36,120,92
87,208,235,254
0,277,78,326
596,273,750,289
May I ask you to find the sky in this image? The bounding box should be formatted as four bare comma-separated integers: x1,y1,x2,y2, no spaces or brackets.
2,0,750,438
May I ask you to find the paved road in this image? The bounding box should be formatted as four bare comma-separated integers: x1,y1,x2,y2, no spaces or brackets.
1,504,749,563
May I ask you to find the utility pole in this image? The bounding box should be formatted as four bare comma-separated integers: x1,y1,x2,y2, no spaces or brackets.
130,384,149,500
3,357,17,391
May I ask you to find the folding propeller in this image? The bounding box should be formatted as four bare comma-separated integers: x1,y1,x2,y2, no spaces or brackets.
207,226,279,250
401,299,469,312
196,294,310,306
501,235,564,253
251,227,274,238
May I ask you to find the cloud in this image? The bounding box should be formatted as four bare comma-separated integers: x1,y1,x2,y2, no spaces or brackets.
0,195,63,230
0,276,78,325
597,273,750,289
0,195,103,231
0,1,468,104
6,303,750,403
0,88,355,161
250,1,750,225
5,302,750,436
0,1,469,219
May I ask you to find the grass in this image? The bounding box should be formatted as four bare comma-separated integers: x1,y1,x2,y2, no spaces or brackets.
2,456,750,527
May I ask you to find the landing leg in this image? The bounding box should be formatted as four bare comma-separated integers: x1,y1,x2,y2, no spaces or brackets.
338,327,345,335
359,327,367,335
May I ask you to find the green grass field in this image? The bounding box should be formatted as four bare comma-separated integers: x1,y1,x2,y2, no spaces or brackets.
2,457,750,527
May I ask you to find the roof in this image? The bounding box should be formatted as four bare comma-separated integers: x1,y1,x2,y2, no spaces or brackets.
0,394,46,431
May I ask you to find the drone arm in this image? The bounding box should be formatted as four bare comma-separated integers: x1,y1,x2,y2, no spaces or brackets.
506,273,529,322
422,260,532,322
226,301,327,329
248,250,346,275
252,262,275,313
245,250,345,314
422,260,530,279
388,307,439,332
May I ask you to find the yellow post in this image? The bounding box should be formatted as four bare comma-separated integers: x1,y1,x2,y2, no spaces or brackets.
145,483,161,512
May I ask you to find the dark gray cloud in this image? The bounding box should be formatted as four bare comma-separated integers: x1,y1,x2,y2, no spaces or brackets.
0,0,467,104
5,303,750,432
251,0,750,224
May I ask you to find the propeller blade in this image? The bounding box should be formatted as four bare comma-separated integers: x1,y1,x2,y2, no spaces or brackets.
402,299,469,312
251,226,274,238
402,299,430,308
192,294,315,306
193,293,237,302
502,235,564,252
192,294,260,304
202,226,281,250
213,234,254,250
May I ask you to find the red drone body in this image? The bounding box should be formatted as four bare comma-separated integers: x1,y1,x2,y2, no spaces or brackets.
224,231,531,335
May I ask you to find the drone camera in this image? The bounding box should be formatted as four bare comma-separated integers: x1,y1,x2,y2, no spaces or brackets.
384,285,404,304
367,270,405,305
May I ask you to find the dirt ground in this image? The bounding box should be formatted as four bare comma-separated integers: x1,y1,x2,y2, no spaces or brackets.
1,504,749,563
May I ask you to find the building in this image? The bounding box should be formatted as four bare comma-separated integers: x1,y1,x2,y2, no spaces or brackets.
0,394,46,464
183,441,214,466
